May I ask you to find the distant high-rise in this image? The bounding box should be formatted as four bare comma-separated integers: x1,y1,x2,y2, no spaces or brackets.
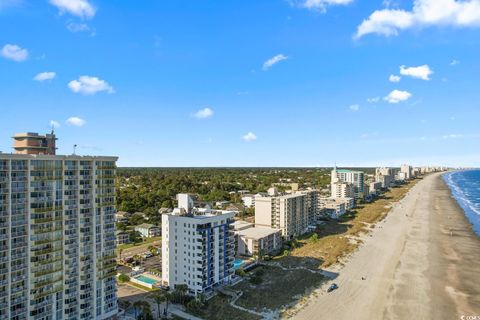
0,135,117,319
331,167,365,199
12,132,57,155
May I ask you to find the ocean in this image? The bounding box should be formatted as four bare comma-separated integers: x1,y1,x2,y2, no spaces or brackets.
443,170,480,237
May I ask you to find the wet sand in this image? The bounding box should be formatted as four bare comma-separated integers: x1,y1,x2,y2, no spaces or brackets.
293,173,480,320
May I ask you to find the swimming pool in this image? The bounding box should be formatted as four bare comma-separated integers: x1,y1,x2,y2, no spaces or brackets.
135,275,158,285
233,259,245,269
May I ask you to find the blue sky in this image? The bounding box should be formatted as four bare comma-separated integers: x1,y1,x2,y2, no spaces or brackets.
1,0,480,167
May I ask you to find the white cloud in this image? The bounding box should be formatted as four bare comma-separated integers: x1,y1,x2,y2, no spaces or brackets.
384,89,412,103
367,97,380,103
193,107,214,119
400,64,433,80
242,132,257,142
301,0,354,11
66,116,86,127
389,74,401,82
0,44,28,62
262,54,288,70
68,76,114,95
450,59,460,66
33,72,56,82
49,120,60,128
442,134,463,139
49,0,96,19
349,104,360,111
66,22,95,36
355,0,480,38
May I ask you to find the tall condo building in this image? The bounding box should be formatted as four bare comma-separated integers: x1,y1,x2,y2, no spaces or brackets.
0,134,117,320
161,194,235,296
255,193,310,239
330,181,355,199
400,164,412,180
331,167,365,199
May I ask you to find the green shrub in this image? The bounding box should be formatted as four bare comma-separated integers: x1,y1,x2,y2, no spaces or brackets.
118,273,130,283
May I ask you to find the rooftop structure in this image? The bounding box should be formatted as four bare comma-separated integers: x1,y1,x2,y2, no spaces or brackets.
12,131,57,155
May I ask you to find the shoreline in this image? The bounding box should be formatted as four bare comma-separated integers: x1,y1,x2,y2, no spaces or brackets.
292,173,480,319
443,169,480,237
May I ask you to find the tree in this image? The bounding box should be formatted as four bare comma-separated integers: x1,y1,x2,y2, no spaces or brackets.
118,273,130,283
130,230,143,244
123,300,131,313
186,299,203,314
174,284,189,305
133,301,144,319
163,292,172,317
310,233,318,243
152,292,165,320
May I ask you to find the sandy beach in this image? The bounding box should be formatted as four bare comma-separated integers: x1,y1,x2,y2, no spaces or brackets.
293,173,480,320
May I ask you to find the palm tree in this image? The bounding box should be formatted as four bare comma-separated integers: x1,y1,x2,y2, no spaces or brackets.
123,300,131,313
133,300,144,319
175,284,188,304
163,292,171,317
152,292,165,320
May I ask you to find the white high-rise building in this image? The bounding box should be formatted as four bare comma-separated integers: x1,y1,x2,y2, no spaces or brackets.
400,164,412,180
331,168,365,199
0,152,118,320
330,181,355,199
161,194,235,296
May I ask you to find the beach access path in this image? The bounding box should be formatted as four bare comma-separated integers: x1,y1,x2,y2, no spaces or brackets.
293,172,480,320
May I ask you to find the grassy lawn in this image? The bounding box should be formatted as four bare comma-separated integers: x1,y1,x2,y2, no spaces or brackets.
191,293,261,320
277,179,420,269
232,265,325,312
117,236,162,251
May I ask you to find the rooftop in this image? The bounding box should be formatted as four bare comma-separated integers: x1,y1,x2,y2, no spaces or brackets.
135,223,159,229
237,226,281,240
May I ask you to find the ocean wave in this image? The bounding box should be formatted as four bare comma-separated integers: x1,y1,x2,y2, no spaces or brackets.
443,170,480,236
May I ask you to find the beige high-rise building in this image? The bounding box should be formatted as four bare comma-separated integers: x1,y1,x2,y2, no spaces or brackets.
12,132,57,155
0,134,118,320
255,193,309,239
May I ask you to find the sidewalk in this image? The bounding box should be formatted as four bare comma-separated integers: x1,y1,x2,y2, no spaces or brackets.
169,306,204,320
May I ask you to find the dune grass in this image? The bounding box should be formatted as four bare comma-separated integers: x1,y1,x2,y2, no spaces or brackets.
278,179,420,269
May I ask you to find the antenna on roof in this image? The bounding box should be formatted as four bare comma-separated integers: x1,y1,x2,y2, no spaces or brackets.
73,144,77,155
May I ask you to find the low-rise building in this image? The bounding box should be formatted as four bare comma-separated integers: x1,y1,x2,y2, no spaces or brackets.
236,226,282,257
135,223,161,238
115,211,130,223
319,198,347,219
116,230,130,245
369,181,383,195
241,194,256,208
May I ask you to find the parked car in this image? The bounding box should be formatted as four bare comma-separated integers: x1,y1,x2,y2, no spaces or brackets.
327,283,338,293
143,252,153,258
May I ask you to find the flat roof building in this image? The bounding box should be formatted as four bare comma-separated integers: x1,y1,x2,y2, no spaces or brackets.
162,194,236,296
236,226,282,257
0,151,118,319
255,193,310,239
